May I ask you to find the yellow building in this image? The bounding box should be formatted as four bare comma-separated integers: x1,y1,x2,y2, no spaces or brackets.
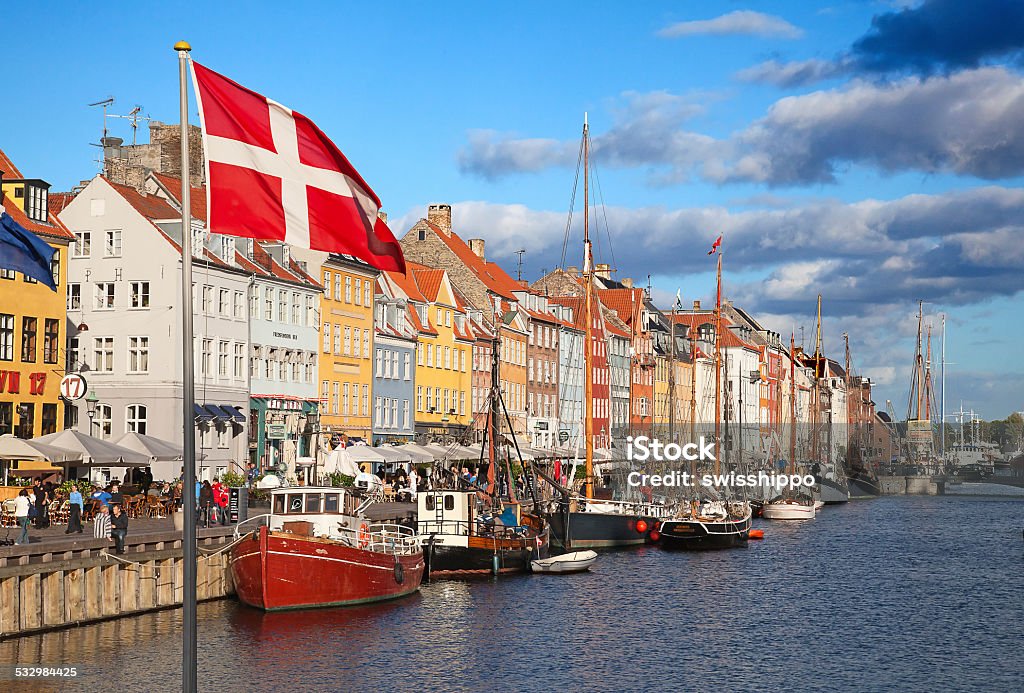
654,353,670,436
0,150,73,442
388,263,473,442
317,255,379,442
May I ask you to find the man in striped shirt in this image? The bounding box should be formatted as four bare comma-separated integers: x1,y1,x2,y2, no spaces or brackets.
93,504,111,540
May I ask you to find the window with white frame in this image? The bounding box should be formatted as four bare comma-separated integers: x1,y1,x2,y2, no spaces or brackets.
374,396,382,426
416,386,423,412
305,295,315,327
345,276,352,302
219,341,229,376
219,289,230,315
93,337,114,372
333,324,341,354
331,382,339,414
217,424,229,449
104,229,122,257
234,291,244,319
127,336,149,373
201,338,213,376
342,383,349,415
125,404,147,435
67,283,81,310
375,348,383,376
334,275,341,301
278,290,287,322
95,404,112,439
404,352,411,380
354,278,362,306
292,293,301,324
323,323,331,352
264,286,273,320
362,330,370,358
130,281,150,308
402,400,409,429
72,231,91,258
323,271,331,297
343,327,351,356
362,384,368,416
234,343,244,379
363,282,370,306
94,283,115,309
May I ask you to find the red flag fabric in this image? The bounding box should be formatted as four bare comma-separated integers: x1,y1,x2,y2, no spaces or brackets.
707,235,722,255
191,62,405,273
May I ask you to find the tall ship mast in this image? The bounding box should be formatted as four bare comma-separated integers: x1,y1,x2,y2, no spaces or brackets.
540,116,665,551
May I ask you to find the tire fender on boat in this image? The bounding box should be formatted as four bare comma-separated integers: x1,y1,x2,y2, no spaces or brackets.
394,557,405,585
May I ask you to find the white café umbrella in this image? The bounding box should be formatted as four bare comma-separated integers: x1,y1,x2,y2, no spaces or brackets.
0,435,81,485
325,448,362,477
114,431,183,462
35,429,151,467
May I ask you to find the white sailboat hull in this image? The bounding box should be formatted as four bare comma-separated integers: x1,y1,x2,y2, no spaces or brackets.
762,502,816,520
531,550,598,574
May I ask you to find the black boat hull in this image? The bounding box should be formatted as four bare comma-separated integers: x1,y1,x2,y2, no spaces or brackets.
548,508,657,550
425,543,544,578
657,516,752,550
847,475,881,499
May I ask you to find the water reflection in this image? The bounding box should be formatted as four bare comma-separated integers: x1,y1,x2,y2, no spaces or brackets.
3,496,1022,692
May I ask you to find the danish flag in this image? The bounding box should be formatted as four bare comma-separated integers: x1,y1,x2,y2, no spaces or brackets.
191,62,405,272
707,235,722,255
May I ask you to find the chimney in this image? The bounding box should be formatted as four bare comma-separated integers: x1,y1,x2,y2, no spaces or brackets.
693,300,701,311
621,277,633,288
468,238,485,260
595,263,611,280
566,266,579,277
427,203,452,236
377,210,388,224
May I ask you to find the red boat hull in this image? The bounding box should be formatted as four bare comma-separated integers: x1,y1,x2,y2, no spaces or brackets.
230,526,425,611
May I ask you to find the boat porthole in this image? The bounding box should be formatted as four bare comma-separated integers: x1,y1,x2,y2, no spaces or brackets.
394,559,404,585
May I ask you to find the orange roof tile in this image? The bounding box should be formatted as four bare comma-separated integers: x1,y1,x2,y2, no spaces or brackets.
2,194,75,241
0,149,24,178
152,172,207,222
423,221,519,300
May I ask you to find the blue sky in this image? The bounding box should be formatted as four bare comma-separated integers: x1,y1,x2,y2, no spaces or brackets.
3,1,1023,420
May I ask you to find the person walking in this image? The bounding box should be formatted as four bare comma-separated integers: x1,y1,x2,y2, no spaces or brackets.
32,479,48,529
199,480,214,527
65,484,85,534
13,489,31,545
109,504,128,555
212,479,229,525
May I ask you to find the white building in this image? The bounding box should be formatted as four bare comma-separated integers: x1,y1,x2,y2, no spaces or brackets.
60,175,250,481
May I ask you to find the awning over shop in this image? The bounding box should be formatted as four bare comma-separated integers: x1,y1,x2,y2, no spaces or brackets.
193,403,215,423
342,445,386,463
374,446,412,463
392,443,437,463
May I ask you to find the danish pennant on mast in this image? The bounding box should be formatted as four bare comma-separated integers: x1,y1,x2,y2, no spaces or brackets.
190,62,405,273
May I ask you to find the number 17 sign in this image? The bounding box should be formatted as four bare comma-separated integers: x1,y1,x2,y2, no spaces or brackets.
60,373,88,401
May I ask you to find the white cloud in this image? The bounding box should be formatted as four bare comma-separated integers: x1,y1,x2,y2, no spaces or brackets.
657,11,803,39
735,58,849,87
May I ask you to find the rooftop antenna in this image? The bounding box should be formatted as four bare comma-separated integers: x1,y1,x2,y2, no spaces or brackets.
88,97,115,141
88,97,115,172
109,105,151,145
646,273,652,300
515,249,526,282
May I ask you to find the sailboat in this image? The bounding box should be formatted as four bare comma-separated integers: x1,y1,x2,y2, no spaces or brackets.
807,296,850,504
417,330,550,577
656,237,753,548
539,115,667,550
762,332,816,520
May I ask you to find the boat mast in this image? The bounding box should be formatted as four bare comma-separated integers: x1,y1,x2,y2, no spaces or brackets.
844,332,852,464
940,314,946,468
811,295,822,464
714,248,723,477
487,327,500,498
789,332,796,473
582,115,595,500
669,300,677,443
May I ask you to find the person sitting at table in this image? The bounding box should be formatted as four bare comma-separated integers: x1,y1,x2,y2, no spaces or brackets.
91,486,113,507
108,483,124,506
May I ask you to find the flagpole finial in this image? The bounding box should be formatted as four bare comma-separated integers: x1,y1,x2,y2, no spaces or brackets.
174,40,192,52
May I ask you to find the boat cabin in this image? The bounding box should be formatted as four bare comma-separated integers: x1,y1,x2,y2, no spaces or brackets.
268,486,361,538
417,489,522,539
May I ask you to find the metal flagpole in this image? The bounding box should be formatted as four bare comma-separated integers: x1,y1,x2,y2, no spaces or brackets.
174,39,198,693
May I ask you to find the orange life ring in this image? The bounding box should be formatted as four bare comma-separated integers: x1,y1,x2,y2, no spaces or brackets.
358,522,370,549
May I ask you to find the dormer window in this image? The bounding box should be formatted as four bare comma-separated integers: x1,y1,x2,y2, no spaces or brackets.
24,183,48,223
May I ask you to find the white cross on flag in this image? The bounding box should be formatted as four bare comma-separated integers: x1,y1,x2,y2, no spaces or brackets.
191,62,405,272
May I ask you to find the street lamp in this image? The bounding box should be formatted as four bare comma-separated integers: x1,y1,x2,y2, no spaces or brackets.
85,390,99,435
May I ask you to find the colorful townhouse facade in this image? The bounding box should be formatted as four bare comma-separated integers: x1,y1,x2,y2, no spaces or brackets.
0,150,72,449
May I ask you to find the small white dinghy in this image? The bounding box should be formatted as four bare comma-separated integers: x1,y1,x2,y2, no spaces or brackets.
530,550,598,574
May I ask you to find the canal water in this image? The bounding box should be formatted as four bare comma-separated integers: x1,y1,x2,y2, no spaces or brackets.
3,495,1022,691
